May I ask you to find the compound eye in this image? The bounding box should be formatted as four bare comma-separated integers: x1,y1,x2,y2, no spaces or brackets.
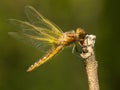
76,28,86,38
76,28,86,35
76,28,81,35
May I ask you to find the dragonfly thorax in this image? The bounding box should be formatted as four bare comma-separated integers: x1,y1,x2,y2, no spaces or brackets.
59,28,86,46
58,31,76,46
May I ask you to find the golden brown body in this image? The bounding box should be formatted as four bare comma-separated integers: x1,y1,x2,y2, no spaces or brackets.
27,45,63,72
27,28,86,72
9,6,86,72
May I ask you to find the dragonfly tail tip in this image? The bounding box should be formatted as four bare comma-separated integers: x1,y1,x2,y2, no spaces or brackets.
26,67,32,72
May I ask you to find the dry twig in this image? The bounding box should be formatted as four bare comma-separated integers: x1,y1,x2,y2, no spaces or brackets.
80,35,99,90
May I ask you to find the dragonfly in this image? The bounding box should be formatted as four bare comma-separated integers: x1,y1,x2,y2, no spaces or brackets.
9,6,86,72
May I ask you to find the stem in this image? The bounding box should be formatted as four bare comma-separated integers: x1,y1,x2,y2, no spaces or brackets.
80,35,99,90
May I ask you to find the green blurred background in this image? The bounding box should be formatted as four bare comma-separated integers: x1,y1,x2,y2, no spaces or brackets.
0,0,120,90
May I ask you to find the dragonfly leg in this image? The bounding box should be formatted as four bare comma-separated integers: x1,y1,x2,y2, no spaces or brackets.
78,41,83,48
78,41,88,53
72,44,81,57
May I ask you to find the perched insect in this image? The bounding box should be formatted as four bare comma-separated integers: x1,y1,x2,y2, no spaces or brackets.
9,6,86,72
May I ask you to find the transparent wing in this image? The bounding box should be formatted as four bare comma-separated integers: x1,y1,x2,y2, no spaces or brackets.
8,32,53,51
25,5,63,38
9,19,61,51
9,6,64,51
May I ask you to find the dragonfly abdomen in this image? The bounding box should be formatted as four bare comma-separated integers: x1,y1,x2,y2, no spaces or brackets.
27,45,63,72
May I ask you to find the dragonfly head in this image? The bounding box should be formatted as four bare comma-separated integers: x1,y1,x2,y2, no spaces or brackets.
76,28,87,45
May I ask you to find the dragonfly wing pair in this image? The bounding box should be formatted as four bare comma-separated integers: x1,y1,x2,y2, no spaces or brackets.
9,6,64,72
